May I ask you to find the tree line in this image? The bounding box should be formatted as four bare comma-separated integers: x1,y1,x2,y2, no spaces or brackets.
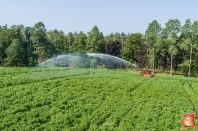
0,19,198,77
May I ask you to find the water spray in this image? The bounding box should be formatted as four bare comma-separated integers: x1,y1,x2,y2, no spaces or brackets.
39,53,138,69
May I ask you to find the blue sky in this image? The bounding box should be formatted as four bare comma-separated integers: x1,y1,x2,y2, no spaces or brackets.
1,0,198,35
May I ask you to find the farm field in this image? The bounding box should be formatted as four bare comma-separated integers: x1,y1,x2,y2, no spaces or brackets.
0,67,198,131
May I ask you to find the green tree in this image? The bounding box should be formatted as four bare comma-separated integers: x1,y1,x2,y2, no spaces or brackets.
29,22,50,63
9,25,25,41
144,20,161,74
23,27,34,66
156,29,169,71
191,21,198,76
181,19,198,76
104,33,115,52
71,31,87,53
47,29,68,54
105,33,114,42
121,33,142,63
180,19,192,76
9,25,35,66
86,26,105,53
0,25,15,65
5,39,25,66
164,19,181,76
121,32,127,48
66,32,74,53
104,32,126,52
133,39,148,68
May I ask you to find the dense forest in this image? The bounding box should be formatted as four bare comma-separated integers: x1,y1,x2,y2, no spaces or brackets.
0,19,198,77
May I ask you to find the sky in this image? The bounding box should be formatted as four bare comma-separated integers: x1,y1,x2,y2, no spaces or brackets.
1,0,198,35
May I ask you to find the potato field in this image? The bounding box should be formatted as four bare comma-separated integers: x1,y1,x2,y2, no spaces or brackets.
0,67,198,131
